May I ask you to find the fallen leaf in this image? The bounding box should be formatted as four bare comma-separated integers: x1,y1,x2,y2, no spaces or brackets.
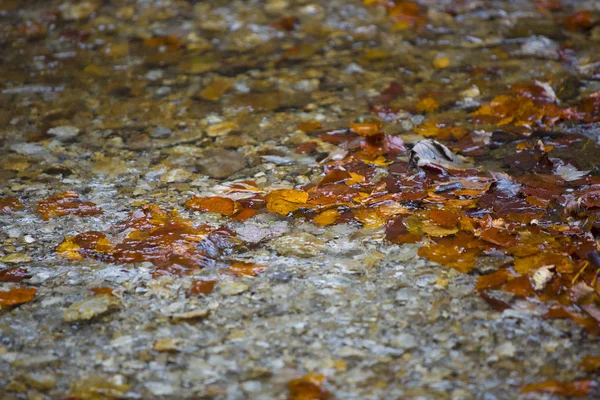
0,287,37,306
266,189,308,215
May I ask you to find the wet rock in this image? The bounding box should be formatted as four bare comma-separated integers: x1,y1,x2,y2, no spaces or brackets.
10,143,47,156
197,149,247,179
63,294,121,322
0,253,32,263
145,382,175,396
153,338,183,352
171,308,210,323
218,281,249,295
160,168,192,183
61,1,100,21
270,233,326,257
390,333,418,351
47,125,80,140
519,36,559,60
206,121,238,137
150,126,172,139
23,372,56,391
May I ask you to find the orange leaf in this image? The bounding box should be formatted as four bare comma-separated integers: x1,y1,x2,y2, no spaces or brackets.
266,189,308,215
0,197,24,213
288,372,329,400
0,287,37,306
416,97,439,113
314,209,341,226
564,11,593,32
231,208,260,221
521,379,595,397
36,192,103,220
190,280,217,296
580,356,600,372
349,122,382,137
90,287,116,296
228,261,266,277
185,196,236,216
428,209,459,229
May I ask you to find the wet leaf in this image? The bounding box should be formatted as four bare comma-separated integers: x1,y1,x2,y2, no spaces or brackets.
266,189,308,215
36,192,103,220
0,197,24,213
190,280,217,296
185,196,237,216
288,372,329,400
521,379,596,397
228,261,266,277
0,287,37,306
0,267,29,283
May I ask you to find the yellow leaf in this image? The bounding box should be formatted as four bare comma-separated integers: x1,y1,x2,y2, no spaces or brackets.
314,209,341,226
354,209,386,229
266,189,308,215
56,238,83,260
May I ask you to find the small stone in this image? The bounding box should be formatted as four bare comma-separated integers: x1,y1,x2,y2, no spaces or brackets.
270,233,326,258
6,380,27,393
145,382,175,396
63,294,121,322
153,338,183,352
390,333,418,350
495,342,516,358
150,126,172,138
520,36,558,59
171,308,210,323
206,120,238,137
61,1,100,21
197,149,247,179
23,372,56,391
218,281,248,295
47,125,80,140
0,253,32,264
10,143,47,156
160,168,192,183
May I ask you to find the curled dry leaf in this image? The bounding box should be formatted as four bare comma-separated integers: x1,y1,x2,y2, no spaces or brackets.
409,139,464,170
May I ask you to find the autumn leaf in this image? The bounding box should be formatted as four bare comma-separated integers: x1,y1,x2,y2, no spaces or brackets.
349,122,382,137
314,209,341,226
185,196,237,216
266,189,308,215
36,192,103,220
0,197,24,213
288,372,329,400
0,287,37,306
228,261,267,277
521,379,596,397
190,280,217,296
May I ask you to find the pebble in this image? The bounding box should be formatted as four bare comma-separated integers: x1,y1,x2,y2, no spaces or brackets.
218,281,249,295
150,126,172,138
0,253,32,263
270,233,326,257
145,382,175,396
160,168,192,183
520,36,558,59
63,294,121,322
23,372,56,391
390,333,418,350
47,125,80,140
171,308,210,323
